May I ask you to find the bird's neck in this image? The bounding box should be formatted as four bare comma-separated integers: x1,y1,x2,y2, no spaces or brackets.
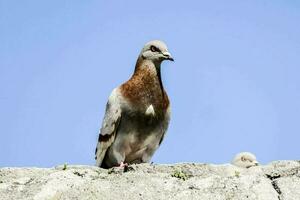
133,57,164,96
120,56,169,113
134,56,161,73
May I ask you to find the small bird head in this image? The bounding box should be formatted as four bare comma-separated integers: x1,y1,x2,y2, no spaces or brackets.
232,152,259,168
140,40,174,63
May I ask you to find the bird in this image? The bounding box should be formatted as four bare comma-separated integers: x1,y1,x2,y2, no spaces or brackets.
95,40,174,168
231,152,259,168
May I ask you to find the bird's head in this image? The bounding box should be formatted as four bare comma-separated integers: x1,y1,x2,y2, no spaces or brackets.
140,40,174,64
232,152,259,168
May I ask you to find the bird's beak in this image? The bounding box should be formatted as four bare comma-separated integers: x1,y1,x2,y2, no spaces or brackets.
162,52,174,61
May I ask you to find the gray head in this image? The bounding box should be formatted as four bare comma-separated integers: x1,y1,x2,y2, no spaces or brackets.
231,152,259,168
139,40,174,63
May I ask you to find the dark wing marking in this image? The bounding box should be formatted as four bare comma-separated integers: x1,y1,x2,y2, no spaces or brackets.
95,89,122,167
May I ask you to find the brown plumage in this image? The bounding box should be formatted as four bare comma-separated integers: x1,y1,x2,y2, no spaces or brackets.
121,57,170,117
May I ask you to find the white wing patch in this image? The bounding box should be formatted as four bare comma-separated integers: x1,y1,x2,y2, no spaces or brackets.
145,104,155,116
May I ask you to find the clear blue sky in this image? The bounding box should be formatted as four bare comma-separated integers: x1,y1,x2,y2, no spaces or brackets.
1,1,300,167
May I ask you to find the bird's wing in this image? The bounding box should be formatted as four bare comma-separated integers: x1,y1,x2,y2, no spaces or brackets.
95,88,122,167
158,105,171,146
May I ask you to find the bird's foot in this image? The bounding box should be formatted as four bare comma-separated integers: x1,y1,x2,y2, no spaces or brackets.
119,162,131,172
118,162,135,172
108,162,128,174
107,162,134,174
118,162,128,168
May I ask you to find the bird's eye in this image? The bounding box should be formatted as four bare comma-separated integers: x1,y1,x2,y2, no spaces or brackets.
150,45,158,52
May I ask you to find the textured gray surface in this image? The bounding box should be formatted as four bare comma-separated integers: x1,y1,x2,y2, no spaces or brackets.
0,161,299,200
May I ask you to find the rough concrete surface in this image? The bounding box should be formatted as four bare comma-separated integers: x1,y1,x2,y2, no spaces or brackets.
0,161,299,200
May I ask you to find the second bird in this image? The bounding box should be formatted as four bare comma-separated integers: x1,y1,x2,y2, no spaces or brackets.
95,40,174,168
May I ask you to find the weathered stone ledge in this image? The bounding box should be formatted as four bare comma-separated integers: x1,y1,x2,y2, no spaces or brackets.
0,161,299,200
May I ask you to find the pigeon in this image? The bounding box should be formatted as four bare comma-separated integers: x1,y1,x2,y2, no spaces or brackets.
231,152,259,168
95,40,174,168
